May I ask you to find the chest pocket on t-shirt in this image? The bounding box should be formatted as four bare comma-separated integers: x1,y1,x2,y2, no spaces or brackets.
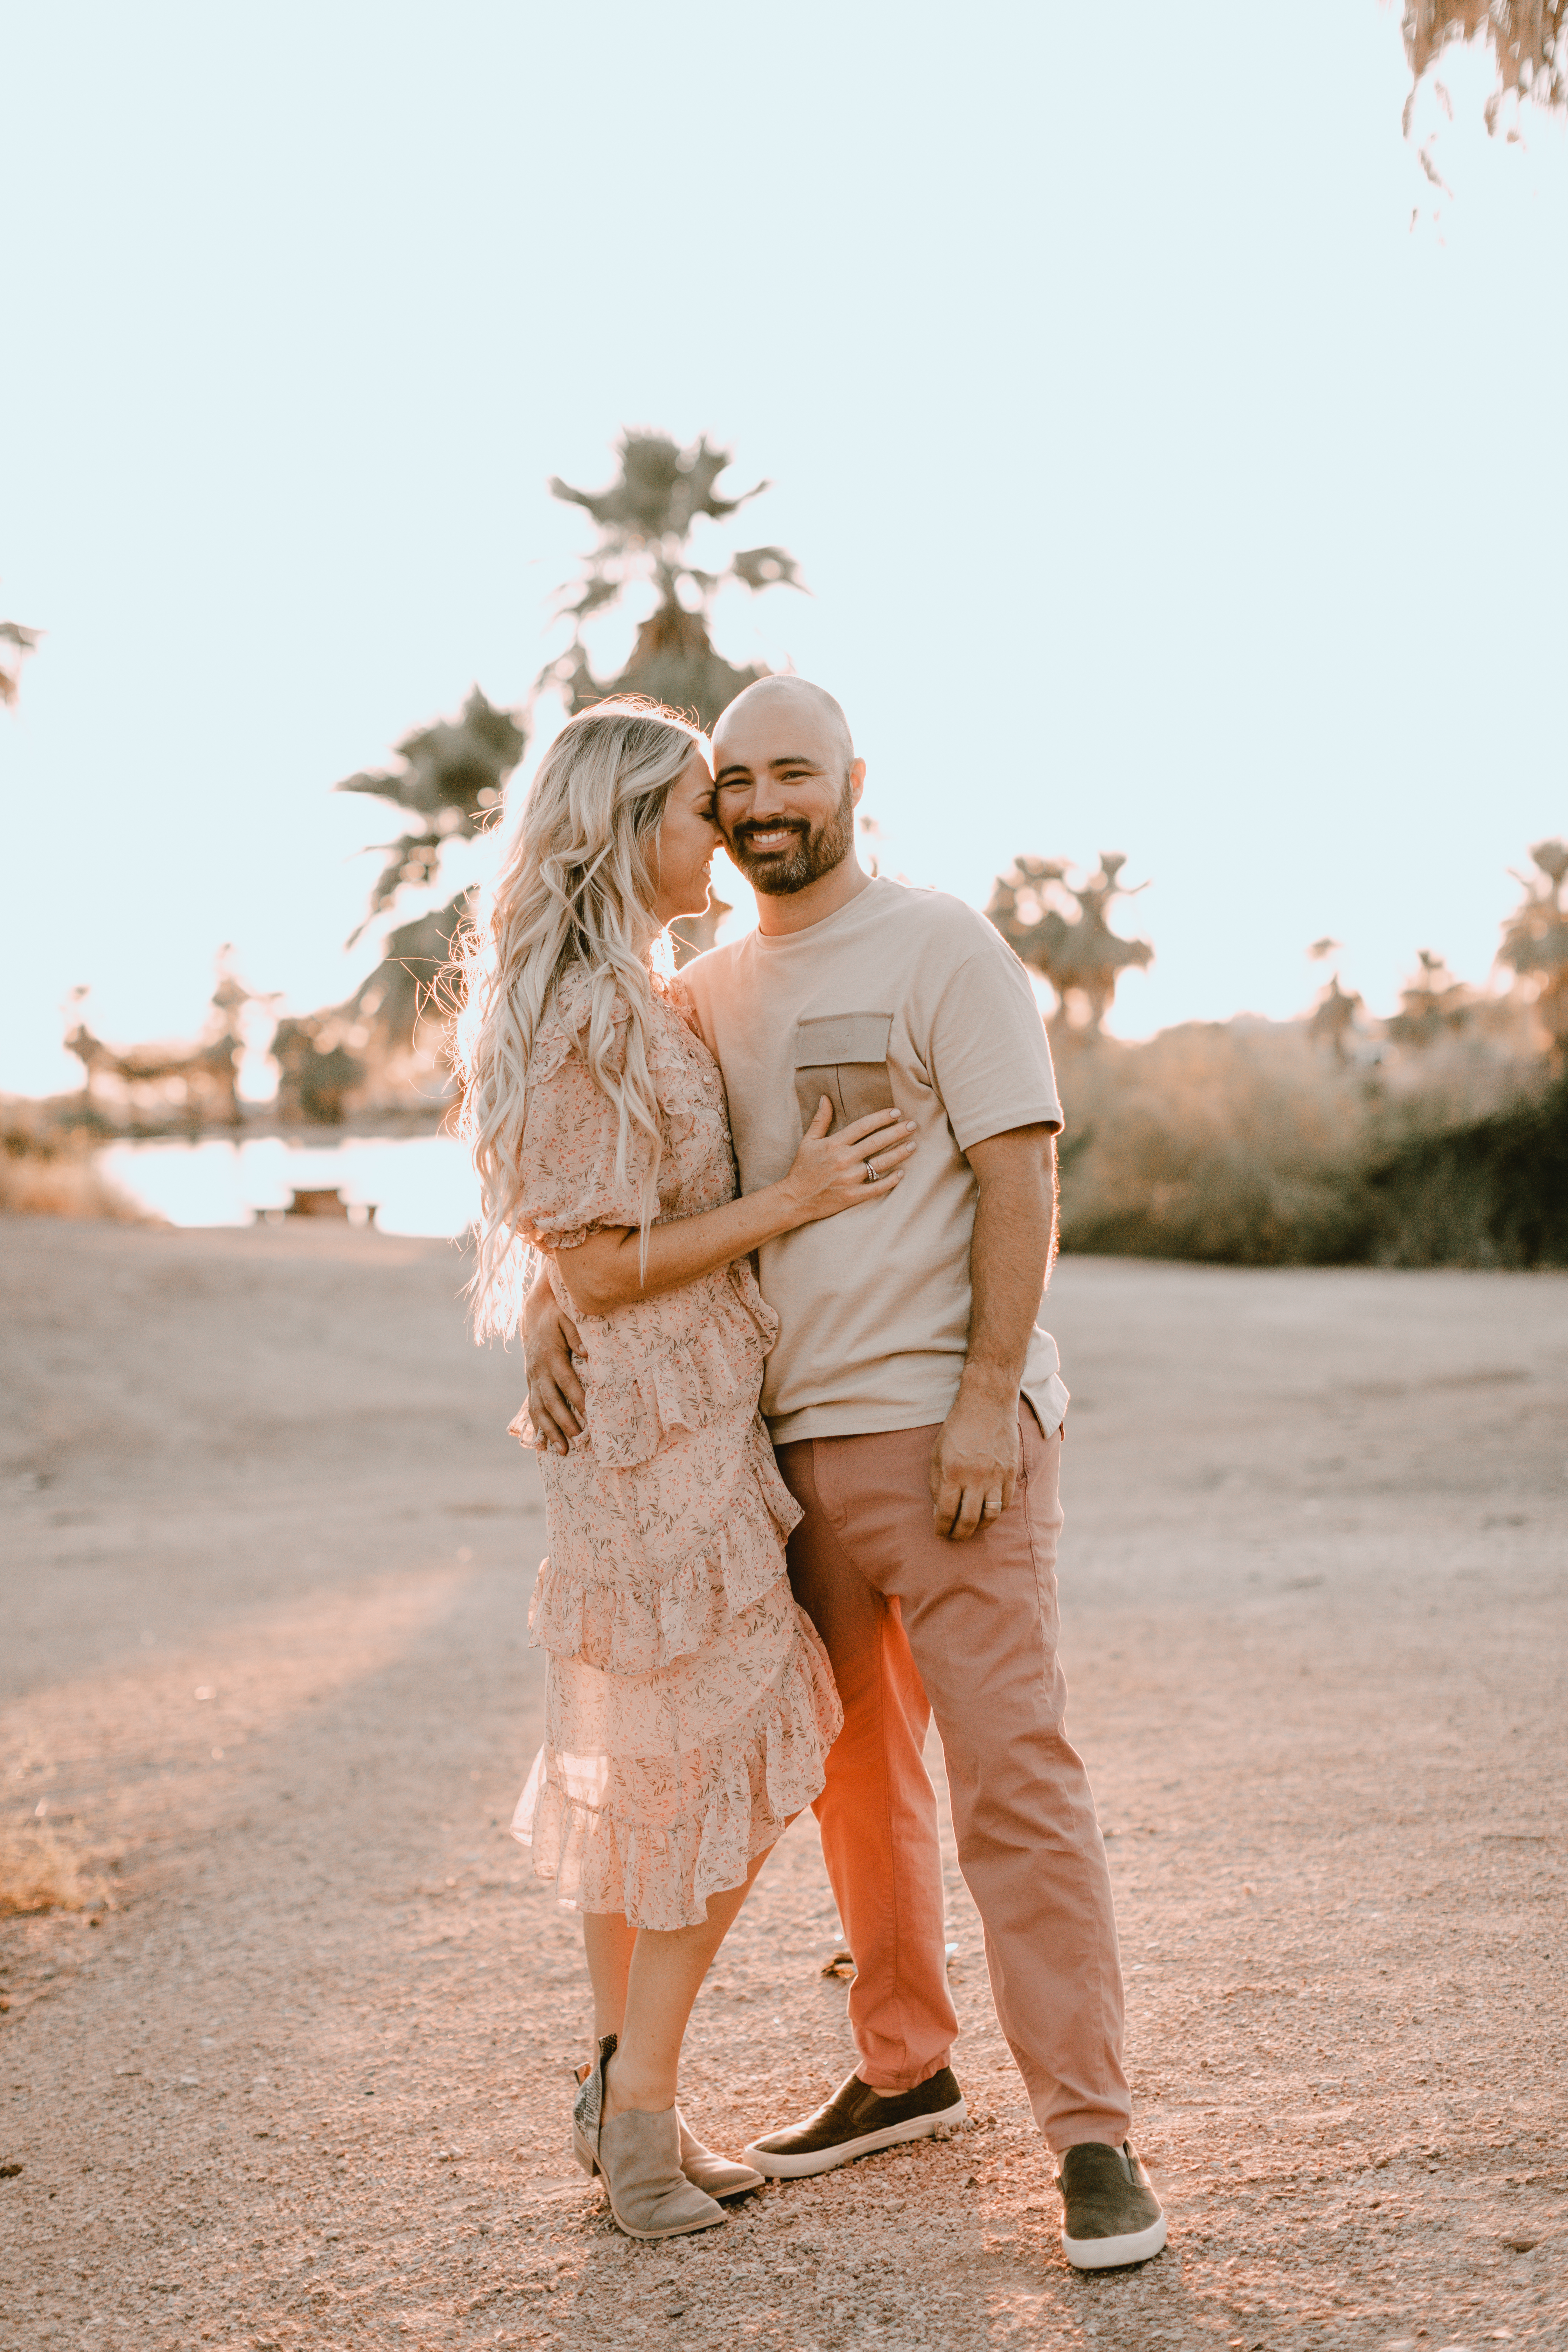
793,1012,896,1136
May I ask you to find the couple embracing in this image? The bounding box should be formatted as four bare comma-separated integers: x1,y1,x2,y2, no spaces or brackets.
454,679,1165,2273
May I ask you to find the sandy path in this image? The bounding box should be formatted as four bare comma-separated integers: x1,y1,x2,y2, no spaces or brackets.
2,1219,1566,2352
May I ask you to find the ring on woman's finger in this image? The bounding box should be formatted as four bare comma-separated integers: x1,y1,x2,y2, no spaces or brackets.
864,1160,879,1183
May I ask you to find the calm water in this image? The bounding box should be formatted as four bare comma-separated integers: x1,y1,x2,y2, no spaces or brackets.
100,1134,479,1238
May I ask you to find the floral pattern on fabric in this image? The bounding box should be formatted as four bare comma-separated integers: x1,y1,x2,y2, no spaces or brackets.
508,966,842,1931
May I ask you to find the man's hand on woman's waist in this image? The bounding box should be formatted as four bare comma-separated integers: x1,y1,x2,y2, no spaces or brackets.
523,1267,584,1455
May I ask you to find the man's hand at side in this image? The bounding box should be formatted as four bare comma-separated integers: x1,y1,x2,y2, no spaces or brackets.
929,1366,1022,1540
930,1124,1057,1540
523,1267,584,1455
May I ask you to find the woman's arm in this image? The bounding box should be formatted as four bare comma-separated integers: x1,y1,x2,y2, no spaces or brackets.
553,1099,915,1318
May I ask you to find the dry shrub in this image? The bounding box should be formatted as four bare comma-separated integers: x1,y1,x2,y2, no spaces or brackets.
0,1823,112,1916
1376,1000,1551,1130
0,1152,145,1220
1055,1017,1558,1266
1056,1021,1378,1264
1367,1076,1568,1268
0,1104,152,1222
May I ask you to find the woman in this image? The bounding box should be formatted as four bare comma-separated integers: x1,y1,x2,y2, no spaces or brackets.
453,698,915,2242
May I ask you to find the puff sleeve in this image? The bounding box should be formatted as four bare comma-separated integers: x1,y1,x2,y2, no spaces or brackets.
516,988,654,1252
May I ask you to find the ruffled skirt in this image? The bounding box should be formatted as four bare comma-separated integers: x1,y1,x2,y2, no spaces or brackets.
514,1589,840,1930
511,1335,843,1930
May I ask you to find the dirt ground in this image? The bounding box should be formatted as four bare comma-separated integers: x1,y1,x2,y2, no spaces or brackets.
2,1216,1565,2352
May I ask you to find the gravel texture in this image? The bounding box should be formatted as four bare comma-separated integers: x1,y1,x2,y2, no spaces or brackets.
2,1217,1566,2351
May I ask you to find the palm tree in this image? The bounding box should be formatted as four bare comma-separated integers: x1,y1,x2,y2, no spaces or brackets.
279,432,802,1115
1384,950,1476,1049
540,431,804,732
986,855,1153,1034
306,690,528,1115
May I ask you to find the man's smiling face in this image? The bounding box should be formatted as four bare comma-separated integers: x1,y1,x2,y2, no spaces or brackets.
710,679,866,897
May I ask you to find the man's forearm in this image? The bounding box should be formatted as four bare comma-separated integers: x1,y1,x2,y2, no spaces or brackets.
960,1131,1057,1394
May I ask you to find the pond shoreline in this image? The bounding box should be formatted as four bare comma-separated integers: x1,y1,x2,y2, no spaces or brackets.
96,1129,479,1238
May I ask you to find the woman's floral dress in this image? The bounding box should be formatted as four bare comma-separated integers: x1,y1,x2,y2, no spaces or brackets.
508,965,842,1932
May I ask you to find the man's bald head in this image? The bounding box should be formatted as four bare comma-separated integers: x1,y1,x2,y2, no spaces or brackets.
710,674,866,900
712,675,855,778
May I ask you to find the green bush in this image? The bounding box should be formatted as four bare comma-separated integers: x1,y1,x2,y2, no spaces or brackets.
1364,1078,1568,1268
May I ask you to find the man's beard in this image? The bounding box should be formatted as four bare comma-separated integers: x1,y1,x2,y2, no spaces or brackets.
727,780,856,897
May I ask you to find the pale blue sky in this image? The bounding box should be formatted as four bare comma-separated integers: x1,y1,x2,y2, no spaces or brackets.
2,1,1564,1095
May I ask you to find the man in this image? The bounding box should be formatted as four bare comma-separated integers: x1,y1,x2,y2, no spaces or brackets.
525,677,1165,2270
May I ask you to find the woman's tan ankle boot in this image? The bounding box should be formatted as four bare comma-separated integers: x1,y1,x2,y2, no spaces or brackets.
677,2113,764,2199
572,2036,726,2242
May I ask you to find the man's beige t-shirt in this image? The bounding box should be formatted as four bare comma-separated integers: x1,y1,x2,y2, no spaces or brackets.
679,876,1070,1443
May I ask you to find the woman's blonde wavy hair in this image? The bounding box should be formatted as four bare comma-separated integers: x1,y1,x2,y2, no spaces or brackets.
451,696,704,1339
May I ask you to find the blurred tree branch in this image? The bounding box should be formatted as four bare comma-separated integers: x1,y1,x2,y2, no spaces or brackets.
0,610,40,709
333,688,527,945
1498,838,1568,1065
1400,1,1566,132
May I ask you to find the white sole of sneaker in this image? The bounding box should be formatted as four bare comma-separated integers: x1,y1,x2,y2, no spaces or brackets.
1062,2212,1168,2270
742,2097,967,2179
